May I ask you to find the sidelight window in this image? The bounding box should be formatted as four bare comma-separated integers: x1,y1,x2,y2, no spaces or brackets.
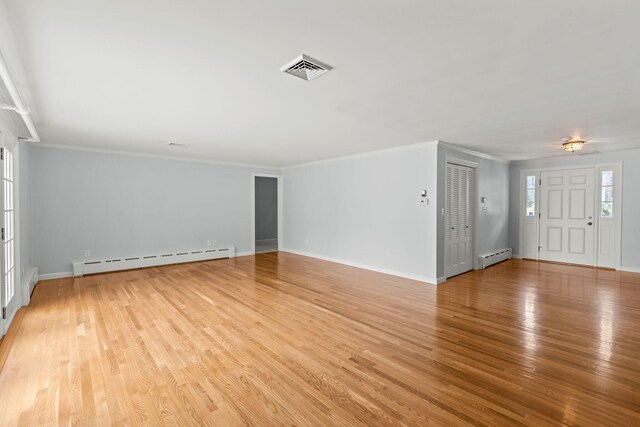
601,170,613,218
526,175,536,216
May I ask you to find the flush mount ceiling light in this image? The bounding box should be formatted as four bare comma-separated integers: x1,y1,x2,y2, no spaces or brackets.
281,54,332,81
562,138,586,152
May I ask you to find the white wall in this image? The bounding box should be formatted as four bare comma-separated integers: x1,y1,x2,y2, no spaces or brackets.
436,145,510,279
509,148,640,271
254,176,278,241
283,142,438,283
30,146,279,276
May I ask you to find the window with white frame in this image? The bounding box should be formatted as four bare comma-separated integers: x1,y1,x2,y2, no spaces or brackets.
601,170,613,218
525,175,536,216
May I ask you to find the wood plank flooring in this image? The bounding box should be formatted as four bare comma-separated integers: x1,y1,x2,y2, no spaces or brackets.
0,253,639,425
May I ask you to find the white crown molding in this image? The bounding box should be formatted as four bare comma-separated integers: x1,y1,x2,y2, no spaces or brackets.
282,140,440,170
438,142,510,164
28,142,281,171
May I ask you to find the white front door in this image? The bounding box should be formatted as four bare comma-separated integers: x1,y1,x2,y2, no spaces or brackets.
445,163,474,278
539,168,596,265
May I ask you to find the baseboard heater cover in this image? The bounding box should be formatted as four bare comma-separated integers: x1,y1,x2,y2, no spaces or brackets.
478,248,512,269
23,267,39,297
72,246,236,277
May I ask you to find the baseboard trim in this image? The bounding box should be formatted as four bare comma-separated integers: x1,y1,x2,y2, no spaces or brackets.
0,307,26,374
236,251,255,257
39,272,73,280
512,254,523,259
436,276,447,284
282,248,437,285
620,266,640,274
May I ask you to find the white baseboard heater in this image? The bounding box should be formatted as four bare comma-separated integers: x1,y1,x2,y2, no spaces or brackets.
478,248,512,269
72,246,236,277
23,267,39,297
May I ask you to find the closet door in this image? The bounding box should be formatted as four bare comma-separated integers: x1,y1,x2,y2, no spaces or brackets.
445,163,474,278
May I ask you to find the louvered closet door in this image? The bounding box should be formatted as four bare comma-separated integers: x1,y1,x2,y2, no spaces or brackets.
445,164,474,278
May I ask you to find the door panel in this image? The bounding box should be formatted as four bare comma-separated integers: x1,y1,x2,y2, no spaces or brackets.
445,163,474,278
1,141,18,335
539,168,595,265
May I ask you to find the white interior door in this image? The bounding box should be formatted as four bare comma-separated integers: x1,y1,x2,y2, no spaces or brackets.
445,163,474,278
539,168,596,265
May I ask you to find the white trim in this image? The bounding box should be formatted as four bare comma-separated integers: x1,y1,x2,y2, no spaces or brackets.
512,254,523,259
3,304,17,332
283,248,438,285
438,142,510,164
251,173,283,254
283,140,440,170
236,251,255,257
30,142,281,171
620,266,640,274
39,271,73,280
436,277,447,284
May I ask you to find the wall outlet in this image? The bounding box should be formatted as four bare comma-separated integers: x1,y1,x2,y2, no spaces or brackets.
212,240,217,247
206,240,212,247
84,250,90,257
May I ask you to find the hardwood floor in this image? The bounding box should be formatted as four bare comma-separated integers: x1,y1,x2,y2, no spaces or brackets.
1,254,639,425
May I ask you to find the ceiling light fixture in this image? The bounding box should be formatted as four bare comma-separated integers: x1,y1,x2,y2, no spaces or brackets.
562,138,585,153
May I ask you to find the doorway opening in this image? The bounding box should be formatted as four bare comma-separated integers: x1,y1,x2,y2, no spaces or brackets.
252,174,282,254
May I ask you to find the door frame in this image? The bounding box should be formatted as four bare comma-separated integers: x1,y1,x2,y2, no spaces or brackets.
445,157,478,277
0,131,20,335
251,173,283,254
518,162,623,269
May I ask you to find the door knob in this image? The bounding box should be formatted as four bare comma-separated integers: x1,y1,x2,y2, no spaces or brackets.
588,222,593,226
451,227,456,230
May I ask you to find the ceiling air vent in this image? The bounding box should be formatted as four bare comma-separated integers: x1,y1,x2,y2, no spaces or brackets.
281,54,332,81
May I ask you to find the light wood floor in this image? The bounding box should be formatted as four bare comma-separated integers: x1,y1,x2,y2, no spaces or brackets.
1,254,639,426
